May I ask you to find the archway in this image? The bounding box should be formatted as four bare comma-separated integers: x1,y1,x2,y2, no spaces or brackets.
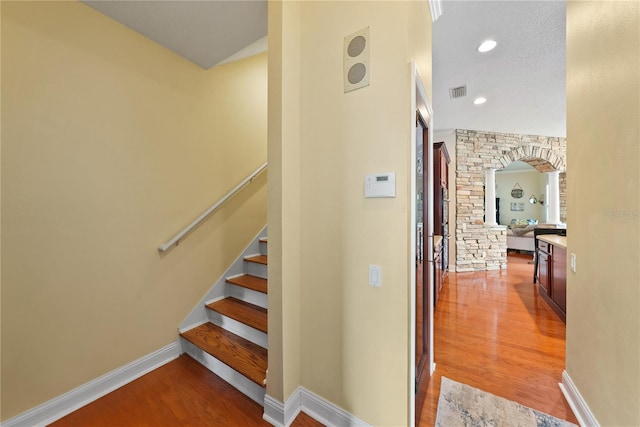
453,129,566,272
485,150,566,229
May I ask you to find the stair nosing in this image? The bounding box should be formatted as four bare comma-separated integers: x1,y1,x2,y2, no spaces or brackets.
225,274,268,294
180,322,267,386
244,255,268,265
207,297,268,333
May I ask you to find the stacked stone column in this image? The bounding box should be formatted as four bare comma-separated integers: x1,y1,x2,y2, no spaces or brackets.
455,130,566,272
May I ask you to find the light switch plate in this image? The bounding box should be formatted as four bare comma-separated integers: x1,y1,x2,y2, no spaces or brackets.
369,265,382,287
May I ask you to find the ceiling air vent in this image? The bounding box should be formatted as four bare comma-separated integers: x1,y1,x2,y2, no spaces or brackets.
449,85,467,99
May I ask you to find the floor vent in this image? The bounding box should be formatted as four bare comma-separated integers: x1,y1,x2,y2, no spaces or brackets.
449,85,467,99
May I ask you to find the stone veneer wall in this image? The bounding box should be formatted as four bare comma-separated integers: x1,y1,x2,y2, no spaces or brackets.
455,129,567,272
559,172,567,223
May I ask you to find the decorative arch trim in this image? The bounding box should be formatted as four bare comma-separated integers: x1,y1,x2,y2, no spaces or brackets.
497,146,566,172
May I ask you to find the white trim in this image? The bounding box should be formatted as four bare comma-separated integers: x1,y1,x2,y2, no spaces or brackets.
263,394,287,427
207,310,268,348
178,319,209,335
1,343,180,427
559,370,600,427
181,339,266,405
263,388,371,427
226,283,268,308
428,0,442,21
299,387,371,427
409,64,418,427
263,391,302,427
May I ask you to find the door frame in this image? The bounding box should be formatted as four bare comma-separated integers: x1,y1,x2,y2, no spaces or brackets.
409,63,435,426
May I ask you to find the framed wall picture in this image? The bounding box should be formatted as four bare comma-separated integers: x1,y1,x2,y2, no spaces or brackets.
511,183,524,199
510,202,525,211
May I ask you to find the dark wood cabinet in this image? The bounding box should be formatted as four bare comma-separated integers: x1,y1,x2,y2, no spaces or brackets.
433,142,450,307
536,237,567,322
433,142,450,237
538,241,551,295
434,237,443,305
552,246,567,313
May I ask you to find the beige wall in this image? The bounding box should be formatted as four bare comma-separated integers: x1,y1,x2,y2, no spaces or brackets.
268,1,431,425
266,0,303,403
0,2,3,414
566,1,640,425
1,2,267,420
496,169,544,225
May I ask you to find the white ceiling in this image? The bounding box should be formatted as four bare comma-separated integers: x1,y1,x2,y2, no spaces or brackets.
433,1,566,137
82,0,267,69
83,0,566,138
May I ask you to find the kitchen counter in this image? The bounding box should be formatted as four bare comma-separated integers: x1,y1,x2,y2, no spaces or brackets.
537,235,567,249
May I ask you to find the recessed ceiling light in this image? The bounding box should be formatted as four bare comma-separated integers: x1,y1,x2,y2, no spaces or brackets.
478,40,497,53
474,97,487,105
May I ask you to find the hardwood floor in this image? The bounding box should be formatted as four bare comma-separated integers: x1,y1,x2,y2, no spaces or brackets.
51,253,575,427
417,253,578,425
49,355,321,427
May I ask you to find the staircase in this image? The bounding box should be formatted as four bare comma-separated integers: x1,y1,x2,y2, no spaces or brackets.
180,236,268,405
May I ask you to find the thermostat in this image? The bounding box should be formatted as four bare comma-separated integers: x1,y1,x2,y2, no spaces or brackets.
365,172,396,198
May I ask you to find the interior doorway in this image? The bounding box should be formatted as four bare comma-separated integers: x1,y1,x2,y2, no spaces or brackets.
415,113,430,420
412,66,434,427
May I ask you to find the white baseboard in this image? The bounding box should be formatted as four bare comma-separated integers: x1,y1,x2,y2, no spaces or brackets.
263,387,371,427
559,370,600,427
1,342,181,427
262,395,281,426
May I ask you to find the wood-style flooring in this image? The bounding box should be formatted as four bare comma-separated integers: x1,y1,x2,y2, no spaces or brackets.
417,253,578,425
51,253,575,426
49,355,321,427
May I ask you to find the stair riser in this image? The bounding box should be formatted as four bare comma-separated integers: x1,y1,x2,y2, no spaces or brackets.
226,285,268,309
181,339,266,405
206,311,268,349
179,228,266,332
259,240,268,256
245,261,267,279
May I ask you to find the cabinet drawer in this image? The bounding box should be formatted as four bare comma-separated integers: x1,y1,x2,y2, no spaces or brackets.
538,240,551,254
538,251,551,294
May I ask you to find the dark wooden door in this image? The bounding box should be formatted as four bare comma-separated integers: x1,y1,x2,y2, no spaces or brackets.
415,113,430,423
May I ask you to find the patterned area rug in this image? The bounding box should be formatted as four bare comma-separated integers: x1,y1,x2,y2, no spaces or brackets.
435,377,577,427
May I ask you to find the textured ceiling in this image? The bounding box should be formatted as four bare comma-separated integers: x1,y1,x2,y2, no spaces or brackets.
433,1,566,137
84,0,566,138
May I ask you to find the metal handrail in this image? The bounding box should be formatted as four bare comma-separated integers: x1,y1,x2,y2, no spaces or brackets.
158,162,267,252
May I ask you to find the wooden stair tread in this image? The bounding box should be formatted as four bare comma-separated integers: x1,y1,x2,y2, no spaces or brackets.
226,275,268,294
180,323,267,386
207,297,267,333
245,255,267,265
259,237,268,243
